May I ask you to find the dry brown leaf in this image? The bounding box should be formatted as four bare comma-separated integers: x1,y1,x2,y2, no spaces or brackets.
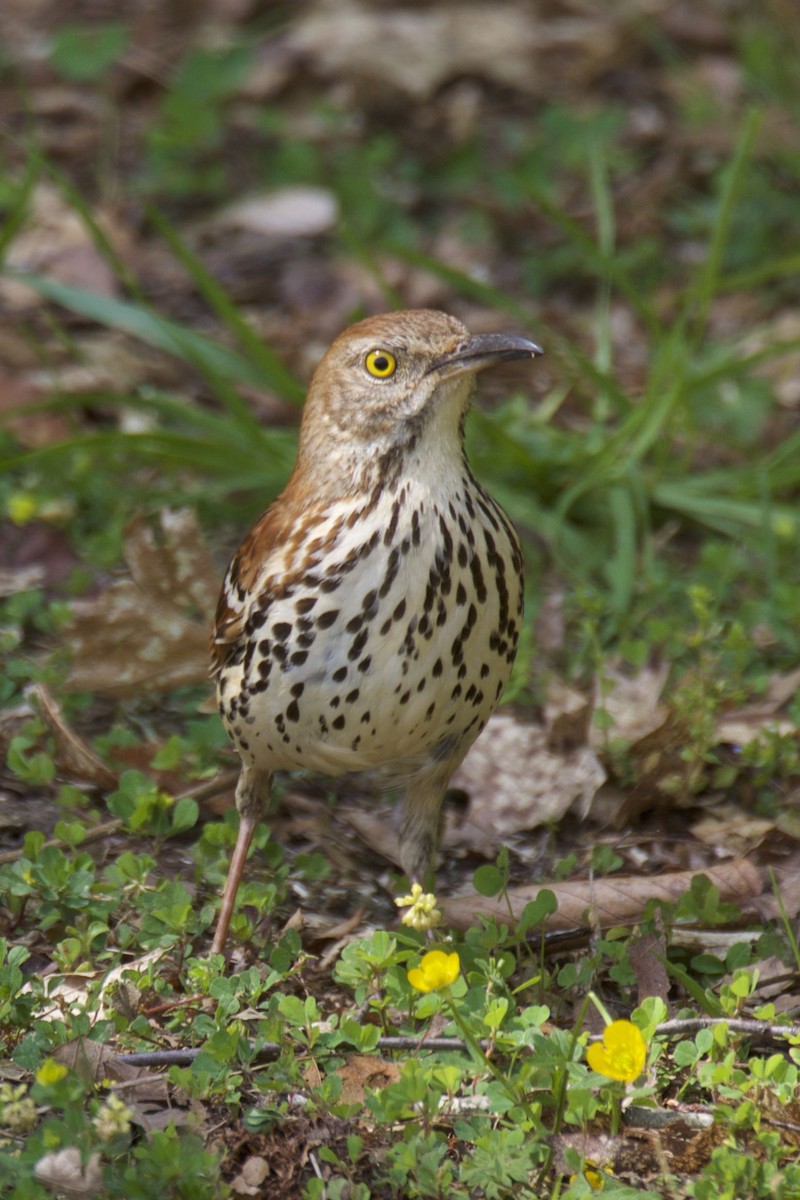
543,676,592,751
232,1157,271,1196
343,714,605,867
336,1054,401,1107
690,804,774,852
628,928,670,1009
291,3,624,101
716,665,800,747
291,3,539,99
62,509,217,695
442,859,763,931
0,182,119,312
214,187,339,240
0,372,71,449
54,1038,165,1101
450,712,606,840
24,948,166,1023
592,662,670,747
34,1148,102,1197
34,683,118,790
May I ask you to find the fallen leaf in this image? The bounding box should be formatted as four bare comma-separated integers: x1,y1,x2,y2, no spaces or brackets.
34,683,118,790
716,665,800,747
34,1148,102,1197
232,1157,271,1196
336,1054,401,1107
628,928,670,1009
451,712,606,840
61,509,217,694
544,676,592,751
215,187,339,240
592,662,671,747
442,859,763,931
0,182,119,312
690,805,774,852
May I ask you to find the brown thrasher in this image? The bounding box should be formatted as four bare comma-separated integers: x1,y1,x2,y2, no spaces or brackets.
209,309,542,954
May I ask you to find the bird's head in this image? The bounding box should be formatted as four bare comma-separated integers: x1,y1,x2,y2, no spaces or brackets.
297,310,542,480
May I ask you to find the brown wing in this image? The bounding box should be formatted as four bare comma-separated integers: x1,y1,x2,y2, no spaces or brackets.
209,496,298,678
209,484,345,677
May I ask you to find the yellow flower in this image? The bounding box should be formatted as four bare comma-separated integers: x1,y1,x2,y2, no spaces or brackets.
35,1060,68,1087
584,1161,608,1190
93,1094,133,1140
395,883,442,931
8,493,38,525
407,950,460,993
586,1019,646,1083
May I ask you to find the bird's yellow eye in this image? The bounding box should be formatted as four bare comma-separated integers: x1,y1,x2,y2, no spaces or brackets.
365,349,397,378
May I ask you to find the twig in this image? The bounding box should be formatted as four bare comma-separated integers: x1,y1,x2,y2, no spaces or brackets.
116,1035,481,1068
654,1017,800,1040
113,1016,800,1071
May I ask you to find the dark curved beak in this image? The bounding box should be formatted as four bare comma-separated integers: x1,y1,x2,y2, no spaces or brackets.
427,332,543,380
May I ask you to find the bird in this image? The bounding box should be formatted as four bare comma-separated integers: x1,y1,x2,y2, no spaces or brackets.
209,309,542,955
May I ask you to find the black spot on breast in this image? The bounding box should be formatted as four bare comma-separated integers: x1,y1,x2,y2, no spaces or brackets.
273,622,292,641
399,690,411,705
291,682,305,697
362,589,378,618
393,598,406,622
384,497,401,545
346,614,364,633
480,663,490,678
296,596,317,614
358,656,372,673
360,710,371,724
332,714,346,731
332,666,348,683
317,609,339,629
348,628,369,660
290,650,308,666
379,547,400,598
457,543,468,568
456,582,467,606
432,658,443,677
469,555,487,603
345,688,360,704
286,700,300,722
